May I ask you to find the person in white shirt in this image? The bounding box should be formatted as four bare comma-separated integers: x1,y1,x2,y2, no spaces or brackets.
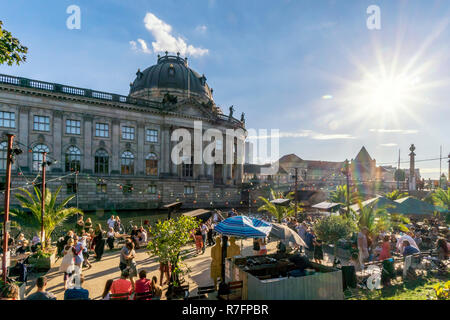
396,233,420,254
107,215,116,229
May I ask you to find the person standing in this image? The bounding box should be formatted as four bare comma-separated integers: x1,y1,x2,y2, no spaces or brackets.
93,224,105,261
107,215,116,230
26,277,56,300
259,238,267,255
313,238,324,264
59,238,75,290
201,222,208,252
75,216,85,236
73,235,84,271
357,227,370,265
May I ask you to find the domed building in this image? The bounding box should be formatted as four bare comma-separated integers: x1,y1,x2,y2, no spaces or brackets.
0,53,246,210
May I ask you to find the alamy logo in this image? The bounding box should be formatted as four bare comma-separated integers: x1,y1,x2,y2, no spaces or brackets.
367,5,381,30
66,5,81,30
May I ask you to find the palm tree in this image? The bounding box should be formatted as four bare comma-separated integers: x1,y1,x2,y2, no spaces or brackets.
257,189,302,223
384,190,408,201
329,185,359,205
432,188,450,211
356,201,390,236
10,186,83,248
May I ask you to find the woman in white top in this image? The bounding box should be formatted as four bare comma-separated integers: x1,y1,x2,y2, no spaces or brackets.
59,238,75,289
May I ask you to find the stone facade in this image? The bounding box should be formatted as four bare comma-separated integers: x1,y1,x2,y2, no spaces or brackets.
0,58,246,211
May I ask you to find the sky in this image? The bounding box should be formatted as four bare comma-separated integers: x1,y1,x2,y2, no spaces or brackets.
1,0,449,179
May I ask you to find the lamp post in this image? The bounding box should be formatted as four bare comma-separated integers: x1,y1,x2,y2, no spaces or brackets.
40,152,47,246
343,159,350,214
2,134,14,282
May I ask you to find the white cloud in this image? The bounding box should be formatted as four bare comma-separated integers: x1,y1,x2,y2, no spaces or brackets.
195,25,207,34
130,12,209,57
312,133,356,140
370,129,419,134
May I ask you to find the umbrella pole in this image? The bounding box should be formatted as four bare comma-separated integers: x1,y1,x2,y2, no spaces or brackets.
219,235,228,294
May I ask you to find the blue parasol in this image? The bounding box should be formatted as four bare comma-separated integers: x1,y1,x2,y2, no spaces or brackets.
214,215,272,238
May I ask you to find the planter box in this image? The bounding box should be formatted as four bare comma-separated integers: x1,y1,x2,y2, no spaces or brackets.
28,248,57,271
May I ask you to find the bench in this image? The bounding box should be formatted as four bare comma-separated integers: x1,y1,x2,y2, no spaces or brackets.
110,292,130,300
134,291,153,300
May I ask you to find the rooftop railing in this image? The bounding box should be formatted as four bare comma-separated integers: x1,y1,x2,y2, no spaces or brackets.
0,73,244,127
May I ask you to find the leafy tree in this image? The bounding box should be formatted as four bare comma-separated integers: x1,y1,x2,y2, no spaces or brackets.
313,215,356,262
147,215,199,286
0,21,28,66
384,190,408,201
9,186,83,248
394,169,406,182
257,189,303,223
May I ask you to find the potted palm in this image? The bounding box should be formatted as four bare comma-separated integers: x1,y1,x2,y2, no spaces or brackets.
10,186,83,271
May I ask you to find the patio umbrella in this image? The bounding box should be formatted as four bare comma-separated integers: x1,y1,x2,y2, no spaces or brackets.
214,215,272,238
270,223,308,248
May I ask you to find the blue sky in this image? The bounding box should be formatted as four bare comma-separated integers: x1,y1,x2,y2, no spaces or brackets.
1,0,449,179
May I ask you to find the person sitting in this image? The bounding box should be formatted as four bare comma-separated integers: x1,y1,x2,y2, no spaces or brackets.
436,238,449,261
101,279,114,300
134,270,152,300
138,227,147,246
0,283,19,300
31,235,41,253
64,274,90,300
110,269,133,300
151,276,162,299
402,240,420,257
26,276,56,300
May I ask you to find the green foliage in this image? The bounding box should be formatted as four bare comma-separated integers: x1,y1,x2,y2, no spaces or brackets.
432,188,450,211
394,169,406,182
329,185,360,205
384,190,408,201
0,21,28,66
432,281,449,300
9,186,83,247
313,215,356,245
147,215,199,284
257,189,303,223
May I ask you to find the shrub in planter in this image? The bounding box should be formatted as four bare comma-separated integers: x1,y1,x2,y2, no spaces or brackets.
28,248,56,271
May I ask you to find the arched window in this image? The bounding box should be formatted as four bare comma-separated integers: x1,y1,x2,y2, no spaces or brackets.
0,142,7,170
95,149,109,174
145,153,158,176
32,144,50,171
121,151,134,175
65,146,81,172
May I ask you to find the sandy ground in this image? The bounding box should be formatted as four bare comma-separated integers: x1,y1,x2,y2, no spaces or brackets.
24,238,279,300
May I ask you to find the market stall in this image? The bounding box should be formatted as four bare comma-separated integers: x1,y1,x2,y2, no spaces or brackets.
226,253,343,300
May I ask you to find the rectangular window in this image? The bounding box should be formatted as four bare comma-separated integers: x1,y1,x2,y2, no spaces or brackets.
66,119,81,135
96,184,107,194
184,186,194,195
147,185,157,194
122,126,135,140
0,112,15,128
33,115,50,132
123,184,133,194
95,123,109,137
146,129,158,143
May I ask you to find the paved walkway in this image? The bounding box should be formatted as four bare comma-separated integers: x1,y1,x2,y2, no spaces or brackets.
25,239,278,300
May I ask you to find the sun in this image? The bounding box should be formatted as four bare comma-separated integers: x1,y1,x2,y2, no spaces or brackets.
359,73,420,115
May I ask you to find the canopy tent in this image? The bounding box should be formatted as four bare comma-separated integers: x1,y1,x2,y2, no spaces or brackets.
214,215,272,238
270,199,291,206
311,201,341,212
270,223,308,248
163,202,183,219
349,196,399,213
182,209,212,222
394,197,446,216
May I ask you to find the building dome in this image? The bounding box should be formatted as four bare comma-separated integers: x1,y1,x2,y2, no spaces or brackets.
129,53,213,102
